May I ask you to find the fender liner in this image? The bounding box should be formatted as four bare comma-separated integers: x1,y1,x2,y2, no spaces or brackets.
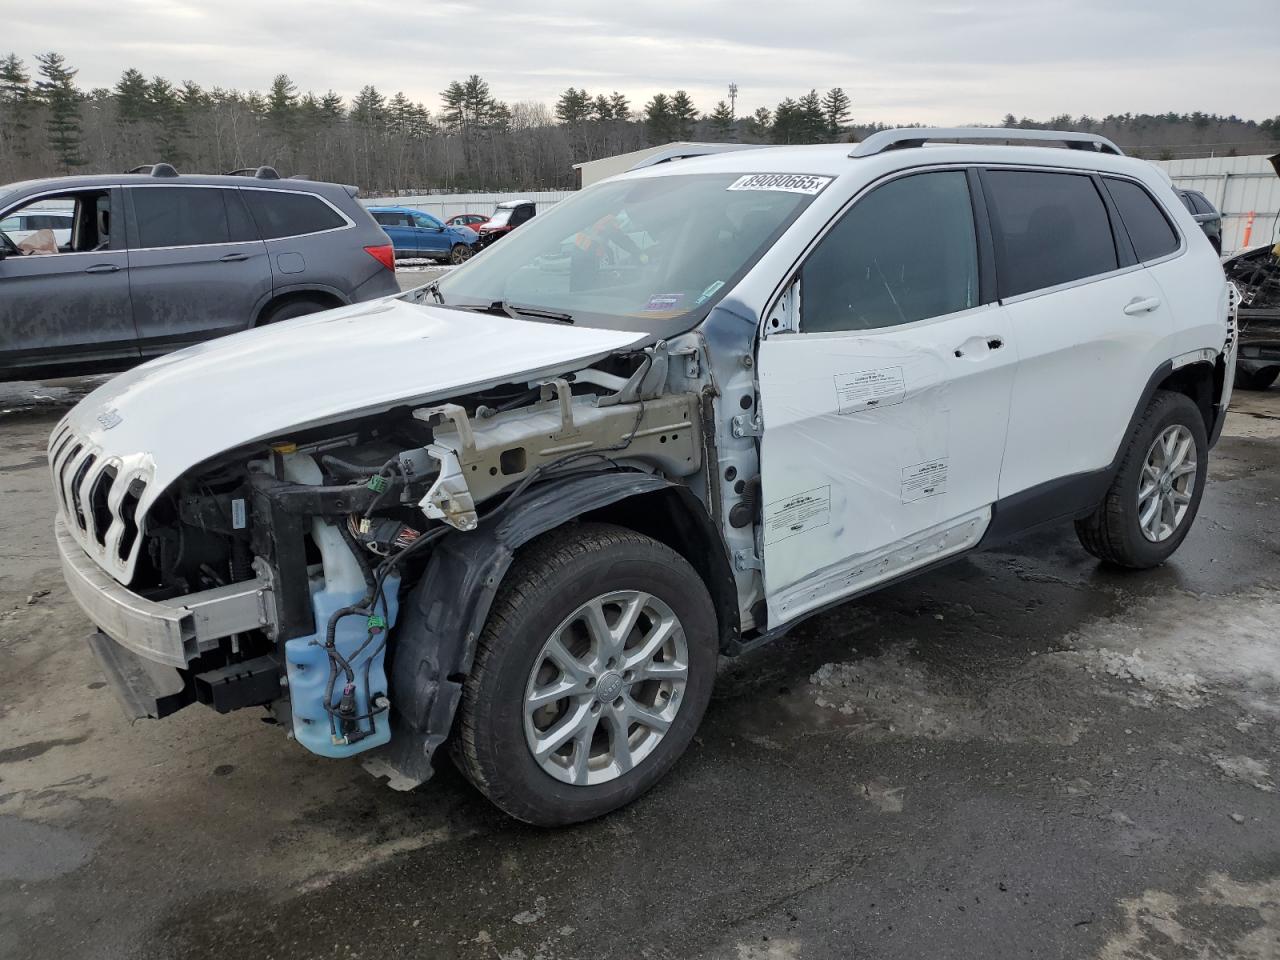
371,471,731,789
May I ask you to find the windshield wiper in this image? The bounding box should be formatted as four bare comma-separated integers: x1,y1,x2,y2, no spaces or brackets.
460,300,574,324
424,279,444,304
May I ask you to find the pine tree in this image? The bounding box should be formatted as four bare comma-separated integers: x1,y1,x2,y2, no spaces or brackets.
0,54,34,159
555,87,591,125
669,90,697,140
745,106,772,141
387,92,415,134
35,52,84,170
114,68,150,122
441,75,505,130
266,73,298,128
319,90,345,122
147,76,189,164
591,94,613,122
351,85,386,126
821,87,851,136
707,100,735,140
796,90,827,142
0,53,31,105
771,97,799,143
644,92,673,144
608,91,629,121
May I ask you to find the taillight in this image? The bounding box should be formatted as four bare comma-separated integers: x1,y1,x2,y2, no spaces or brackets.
364,244,395,271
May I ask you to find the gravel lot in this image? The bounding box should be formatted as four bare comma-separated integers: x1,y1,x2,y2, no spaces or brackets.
1,366,1278,960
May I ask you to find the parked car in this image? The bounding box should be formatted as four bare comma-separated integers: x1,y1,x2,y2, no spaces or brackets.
1220,154,1280,391
368,206,477,263
474,199,536,248
446,213,489,233
52,130,1234,826
1176,188,1223,253
0,209,74,247
0,164,398,381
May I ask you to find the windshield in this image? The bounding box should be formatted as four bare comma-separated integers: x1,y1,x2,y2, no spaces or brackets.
486,208,512,226
438,173,818,329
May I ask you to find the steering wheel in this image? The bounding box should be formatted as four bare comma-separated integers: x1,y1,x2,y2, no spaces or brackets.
0,231,19,257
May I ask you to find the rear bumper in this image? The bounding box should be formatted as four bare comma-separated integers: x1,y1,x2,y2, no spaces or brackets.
352,268,402,302
57,517,275,668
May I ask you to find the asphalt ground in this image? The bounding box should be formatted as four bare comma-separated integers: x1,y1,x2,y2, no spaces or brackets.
1,368,1278,960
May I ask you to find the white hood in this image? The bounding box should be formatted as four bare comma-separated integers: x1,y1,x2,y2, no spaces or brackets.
53,295,645,580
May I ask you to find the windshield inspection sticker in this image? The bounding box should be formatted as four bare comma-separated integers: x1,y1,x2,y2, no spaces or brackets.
901,459,949,503
727,173,833,195
834,366,906,414
644,292,685,312
763,485,831,544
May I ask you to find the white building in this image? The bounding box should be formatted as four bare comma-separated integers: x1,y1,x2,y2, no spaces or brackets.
1155,153,1280,255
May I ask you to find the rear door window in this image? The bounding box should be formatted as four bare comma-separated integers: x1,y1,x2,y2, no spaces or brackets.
243,190,346,239
1103,178,1180,263
983,170,1118,298
131,186,231,248
800,170,979,333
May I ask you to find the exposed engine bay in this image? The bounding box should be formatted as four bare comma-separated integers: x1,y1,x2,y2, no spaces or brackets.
1226,242,1280,315
126,344,706,762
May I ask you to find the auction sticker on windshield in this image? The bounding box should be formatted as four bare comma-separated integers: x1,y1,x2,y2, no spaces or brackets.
727,174,833,195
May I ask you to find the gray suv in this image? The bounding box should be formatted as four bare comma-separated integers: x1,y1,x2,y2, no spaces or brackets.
0,164,400,381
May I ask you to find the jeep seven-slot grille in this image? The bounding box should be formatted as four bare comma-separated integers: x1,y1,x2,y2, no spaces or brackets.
48,423,148,581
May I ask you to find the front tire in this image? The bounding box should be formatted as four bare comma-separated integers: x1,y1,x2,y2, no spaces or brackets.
451,523,717,826
1075,390,1208,568
449,243,474,265
1234,366,1278,391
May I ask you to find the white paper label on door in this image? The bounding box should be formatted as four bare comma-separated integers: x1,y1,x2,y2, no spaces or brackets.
900,459,948,502
763,485,831,544
834,366,906,414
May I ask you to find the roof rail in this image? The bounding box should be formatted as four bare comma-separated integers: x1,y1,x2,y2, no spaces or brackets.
629,142,766,172
226,165,281,180
850,128,1125,158
127,163,180,177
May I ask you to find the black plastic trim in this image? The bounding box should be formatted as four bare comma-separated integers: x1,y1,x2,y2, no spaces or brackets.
374,471,734,788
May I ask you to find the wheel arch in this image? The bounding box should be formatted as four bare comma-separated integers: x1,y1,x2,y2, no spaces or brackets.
252,287,346,326
1155,359,1219,441
377,472,736,789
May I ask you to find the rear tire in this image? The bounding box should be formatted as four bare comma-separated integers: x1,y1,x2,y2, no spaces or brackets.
451,523,718,826
258,297,329,326
1075,390,1207,568
1234,366,1278,391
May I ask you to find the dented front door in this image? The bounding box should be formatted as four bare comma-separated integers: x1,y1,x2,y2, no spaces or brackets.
754,168,1017,626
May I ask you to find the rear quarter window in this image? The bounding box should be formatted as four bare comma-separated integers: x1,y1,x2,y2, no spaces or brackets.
983,170,1118,298
1104,178,1180,262
243,190,347,239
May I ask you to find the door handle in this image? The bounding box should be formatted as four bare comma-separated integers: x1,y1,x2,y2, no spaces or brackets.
219,252,249,263
1123,296,1161,316
954,335,1004,358
84,263,120,274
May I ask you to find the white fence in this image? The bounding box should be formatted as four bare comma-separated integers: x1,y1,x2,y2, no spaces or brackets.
359,190,573,221
1154,154,1280,256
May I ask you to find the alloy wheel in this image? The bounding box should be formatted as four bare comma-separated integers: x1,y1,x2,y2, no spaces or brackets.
1137,424,1197,542
523,590,689,786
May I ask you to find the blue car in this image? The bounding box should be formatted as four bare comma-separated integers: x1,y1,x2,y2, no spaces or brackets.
368,206,477,264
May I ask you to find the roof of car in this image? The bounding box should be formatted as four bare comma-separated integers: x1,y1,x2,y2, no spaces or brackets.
0,172,346,199
610,141,1161,187
368,204,433,214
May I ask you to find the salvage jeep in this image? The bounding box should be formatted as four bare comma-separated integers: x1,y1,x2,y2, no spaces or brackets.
52,129,1236,825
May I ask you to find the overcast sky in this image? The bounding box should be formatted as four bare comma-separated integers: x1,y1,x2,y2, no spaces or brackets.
6,0,1278,125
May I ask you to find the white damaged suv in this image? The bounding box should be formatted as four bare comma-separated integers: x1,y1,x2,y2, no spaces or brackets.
52,129,1235,825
